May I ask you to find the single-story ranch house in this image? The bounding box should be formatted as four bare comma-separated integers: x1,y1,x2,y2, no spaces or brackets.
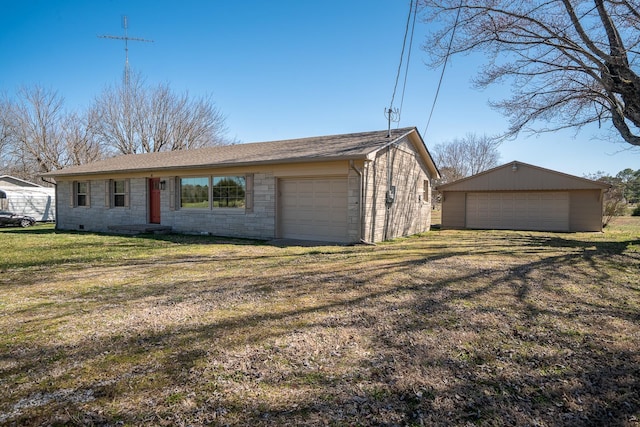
437,161,610,232
43,127,440,243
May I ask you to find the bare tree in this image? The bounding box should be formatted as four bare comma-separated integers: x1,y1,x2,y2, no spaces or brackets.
0,97,12,170
5,86,67,177
61,111,103,166
432,133,501,184
0,76,229,181
91,77,140,155
1,86,104,182
585,171,626,226
93,73,229,155
419,0,640,147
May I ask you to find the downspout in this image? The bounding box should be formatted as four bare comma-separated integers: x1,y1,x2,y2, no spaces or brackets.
350,160,374,245
41,177,58,229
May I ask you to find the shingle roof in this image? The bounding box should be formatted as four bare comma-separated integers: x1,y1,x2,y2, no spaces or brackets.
43,127,419,177
436,160,611,191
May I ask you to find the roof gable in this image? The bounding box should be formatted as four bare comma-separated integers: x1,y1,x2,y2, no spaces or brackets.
43,127,439,178
0,175,42,188
437,161,610,192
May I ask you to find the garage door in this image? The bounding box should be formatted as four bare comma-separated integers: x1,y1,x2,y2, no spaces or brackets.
466,192,569,231
279,178,349,242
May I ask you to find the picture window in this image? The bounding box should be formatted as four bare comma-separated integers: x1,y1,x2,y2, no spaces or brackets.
180,177,210,208
212,176,246,208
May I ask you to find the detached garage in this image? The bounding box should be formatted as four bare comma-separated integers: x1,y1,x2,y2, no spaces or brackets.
438,161,610,232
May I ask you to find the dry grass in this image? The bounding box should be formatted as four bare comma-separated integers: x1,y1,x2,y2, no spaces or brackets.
0,218,639,426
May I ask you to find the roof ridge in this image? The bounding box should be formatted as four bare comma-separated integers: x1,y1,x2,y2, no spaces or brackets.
42,127,422,177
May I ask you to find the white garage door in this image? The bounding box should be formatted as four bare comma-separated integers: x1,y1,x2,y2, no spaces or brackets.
279,178,349,242
466,192,569,231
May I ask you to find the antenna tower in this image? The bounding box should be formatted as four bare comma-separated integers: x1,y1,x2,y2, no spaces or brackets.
98,16,154,86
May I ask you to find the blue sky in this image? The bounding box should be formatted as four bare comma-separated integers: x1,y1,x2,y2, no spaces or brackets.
1,0,637,177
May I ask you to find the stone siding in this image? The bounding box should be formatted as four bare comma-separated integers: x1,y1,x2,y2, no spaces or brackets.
56,179,147,231
56,173,277,240
55,147,435,243
362,136,433,242
165,173,276,239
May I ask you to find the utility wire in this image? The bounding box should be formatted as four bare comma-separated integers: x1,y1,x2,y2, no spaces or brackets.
422,3,597,137
389,0,415,111
396,0,418,127
423,5,461,137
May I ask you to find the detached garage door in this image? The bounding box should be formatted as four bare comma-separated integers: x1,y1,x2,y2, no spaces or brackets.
279,178,349,242
466,192,569,231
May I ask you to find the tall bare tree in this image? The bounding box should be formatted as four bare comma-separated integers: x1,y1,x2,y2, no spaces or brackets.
1,86,103,182
92,73,229,155
5,86,66,178
419,0,640,147
91,77,140,155
61,111,103,167
432,133,501,184
0,97,12,171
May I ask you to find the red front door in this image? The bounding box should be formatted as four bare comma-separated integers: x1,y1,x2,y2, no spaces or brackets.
149,178,161,224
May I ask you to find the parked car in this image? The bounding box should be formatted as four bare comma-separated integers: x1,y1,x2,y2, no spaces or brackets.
0,210,36,227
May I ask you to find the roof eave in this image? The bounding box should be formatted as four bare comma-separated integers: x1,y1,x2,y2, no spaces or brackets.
404,128,441,179
41,154,371,178
436,160,612,191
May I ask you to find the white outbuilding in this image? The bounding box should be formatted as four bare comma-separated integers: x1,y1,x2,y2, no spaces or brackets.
0,175,56,221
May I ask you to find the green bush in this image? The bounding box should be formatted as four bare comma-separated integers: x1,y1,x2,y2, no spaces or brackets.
632,205,640,216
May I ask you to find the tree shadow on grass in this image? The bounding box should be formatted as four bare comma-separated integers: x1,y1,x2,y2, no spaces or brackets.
0,225,58,235
1,229,639,425
0,225,270,245
359,235,640,426
517,233,640,254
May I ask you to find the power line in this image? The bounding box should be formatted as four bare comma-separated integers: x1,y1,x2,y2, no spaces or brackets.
389,0,415,111
423,5,461,137
396,0,418,127
421,3,597,137
386,0,417,136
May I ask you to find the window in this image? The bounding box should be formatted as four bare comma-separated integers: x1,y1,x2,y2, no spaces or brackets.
178,175,251,210
76,181,89,207
105,179,129,208
113,180,126,207
180,177,209,208
423,179,431,204
212,176,246,208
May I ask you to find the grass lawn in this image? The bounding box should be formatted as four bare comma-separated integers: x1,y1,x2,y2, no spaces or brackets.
0,218,638,426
